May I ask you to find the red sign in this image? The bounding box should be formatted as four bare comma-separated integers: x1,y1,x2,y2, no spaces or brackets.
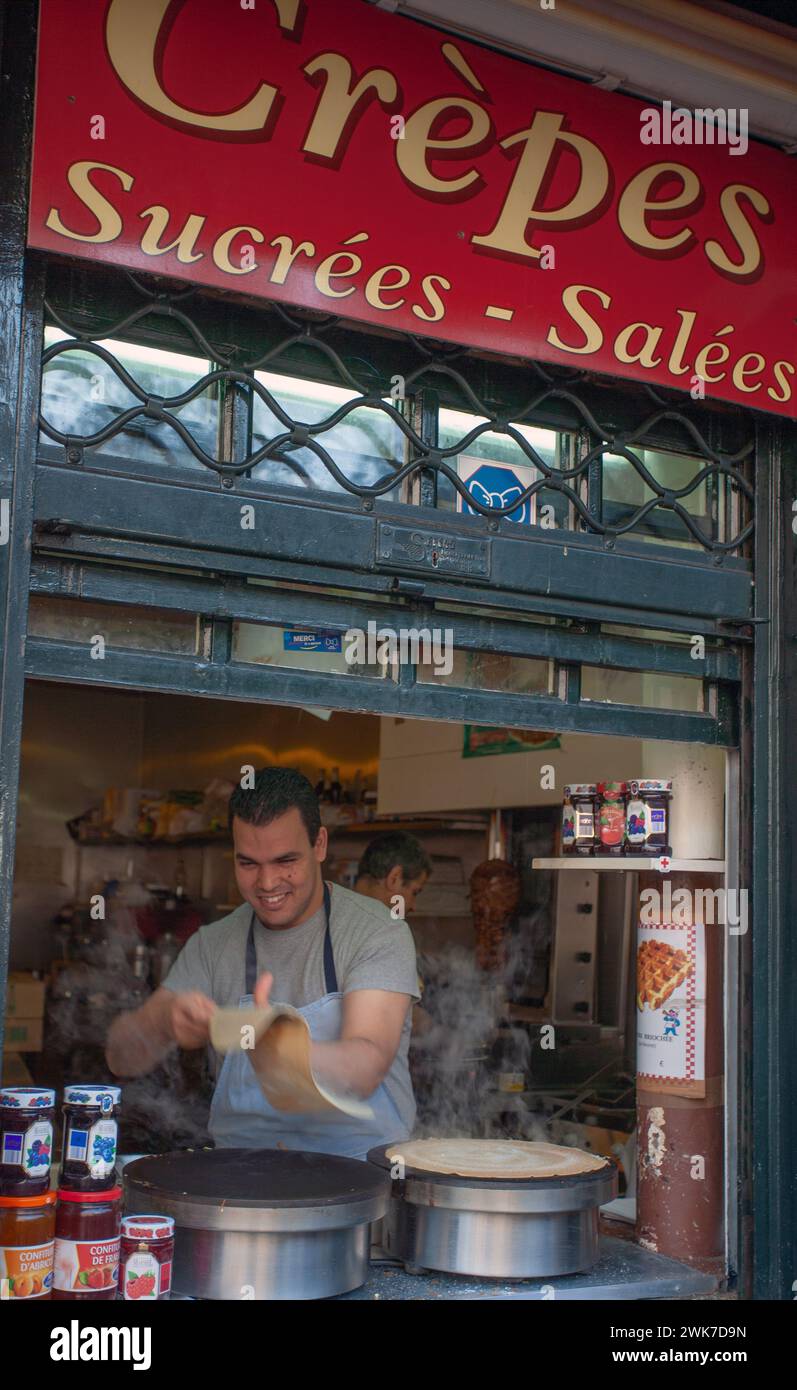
29,0,797,417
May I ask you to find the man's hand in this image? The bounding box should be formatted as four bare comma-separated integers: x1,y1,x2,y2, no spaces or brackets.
253,971,273,1010
168,991,217,1049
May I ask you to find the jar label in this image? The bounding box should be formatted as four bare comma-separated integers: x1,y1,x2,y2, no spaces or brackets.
599,802,625,845
67,1118,118,1176
0,1241,55,1299
575,810,594,839
626,802,647,844
23,1120,53,1176
53,1236,120,1294
2,1120,53,1175
123,1250,159,1300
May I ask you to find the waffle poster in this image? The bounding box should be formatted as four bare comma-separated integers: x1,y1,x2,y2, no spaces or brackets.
636,923,706,1098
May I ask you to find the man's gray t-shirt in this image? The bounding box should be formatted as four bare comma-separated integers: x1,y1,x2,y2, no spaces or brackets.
162,882,419,1133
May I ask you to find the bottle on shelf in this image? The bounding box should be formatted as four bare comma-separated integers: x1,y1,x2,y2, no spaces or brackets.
329,768,342,805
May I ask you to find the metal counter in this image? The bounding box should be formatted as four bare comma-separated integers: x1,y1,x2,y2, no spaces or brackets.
338,1236,718,1300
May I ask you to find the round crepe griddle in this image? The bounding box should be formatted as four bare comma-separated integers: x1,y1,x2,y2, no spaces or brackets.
123,1148,387,1208
378,1139,611,1182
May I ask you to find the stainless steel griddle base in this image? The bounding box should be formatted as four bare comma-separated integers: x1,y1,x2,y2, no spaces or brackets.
124,1149,389,1301
383,1201,601,1278
170,1223,371,1301
367,1144,617,1279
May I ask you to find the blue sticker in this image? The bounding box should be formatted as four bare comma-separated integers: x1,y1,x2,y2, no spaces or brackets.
462,463,532,524
283,630,342,653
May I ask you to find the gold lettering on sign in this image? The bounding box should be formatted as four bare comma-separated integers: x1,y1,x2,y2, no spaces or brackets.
268,235,316,284
613,322,663,369
693,326,733,382
617,163,700,253
314,233,366,298
302,53,399,160
212,226,265,274
395,98,492,196
105,0,301,133
411,274,451,322
546,284,611,354
472,112,609,260
768,362,794,403
45,161,133,242
364,264,411,310
704,185,770,278
139,206,205,262
731,352,765,393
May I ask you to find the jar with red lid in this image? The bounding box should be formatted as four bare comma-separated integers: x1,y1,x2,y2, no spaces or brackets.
0,1087,55,1196
120,1215,174,1301
597,781,627,854
0,1190,56,1300
52,1186,122,1299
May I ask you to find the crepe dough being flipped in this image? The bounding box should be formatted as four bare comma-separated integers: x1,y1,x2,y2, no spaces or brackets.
210,1004,374,1121
385,1138,609,1180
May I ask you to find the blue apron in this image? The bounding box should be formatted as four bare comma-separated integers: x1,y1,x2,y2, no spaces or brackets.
209,884,409,1160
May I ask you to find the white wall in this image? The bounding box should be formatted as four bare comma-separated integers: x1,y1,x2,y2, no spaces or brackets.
378,718,645,813
377,717,726,859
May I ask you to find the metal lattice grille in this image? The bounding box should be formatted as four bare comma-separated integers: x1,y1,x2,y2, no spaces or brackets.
39,268,754,554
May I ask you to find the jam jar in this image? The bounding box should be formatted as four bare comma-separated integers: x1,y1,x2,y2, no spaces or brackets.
120,1215,175,1301
52,1186,122,1300
0,1087,55,1196
570,784,599,856
61,1084,121,1191
639,778,672,854
625,780,647,852
598,781,627,854
561,787,576,854
0,1191,56,1300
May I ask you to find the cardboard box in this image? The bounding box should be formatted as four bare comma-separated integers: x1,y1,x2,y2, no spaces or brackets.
0,1051,34,1085
6,972,46,1019
2,1018,44,1052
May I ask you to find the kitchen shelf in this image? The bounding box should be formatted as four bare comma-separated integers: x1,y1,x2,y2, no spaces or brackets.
326,817,489,834
68,831,230,848
532,857,725,871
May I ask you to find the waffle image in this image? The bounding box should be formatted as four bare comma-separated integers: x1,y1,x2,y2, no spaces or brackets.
636,938,694,1010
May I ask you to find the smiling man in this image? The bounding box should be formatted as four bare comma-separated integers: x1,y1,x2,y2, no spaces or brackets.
105,767,419,1159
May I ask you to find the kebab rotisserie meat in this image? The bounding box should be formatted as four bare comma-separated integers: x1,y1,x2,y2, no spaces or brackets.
470,858,520,972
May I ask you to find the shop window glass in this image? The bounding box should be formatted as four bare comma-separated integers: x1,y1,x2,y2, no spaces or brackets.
250,372,405,497
601,447,711,548
436,408,571,529
417,648,552,694
27,596,199,654
40,328,219,472
232,622,387,677
580,665,704,711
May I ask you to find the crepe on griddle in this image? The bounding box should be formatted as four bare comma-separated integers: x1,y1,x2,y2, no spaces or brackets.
385,1138,609,1179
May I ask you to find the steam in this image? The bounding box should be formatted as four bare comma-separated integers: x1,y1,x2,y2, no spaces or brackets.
411,933,549,1141
48,904,210,1153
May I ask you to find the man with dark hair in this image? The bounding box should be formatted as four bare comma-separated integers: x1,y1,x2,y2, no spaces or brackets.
106,767,419,1159
355,831,432,1034
355,831,431,917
